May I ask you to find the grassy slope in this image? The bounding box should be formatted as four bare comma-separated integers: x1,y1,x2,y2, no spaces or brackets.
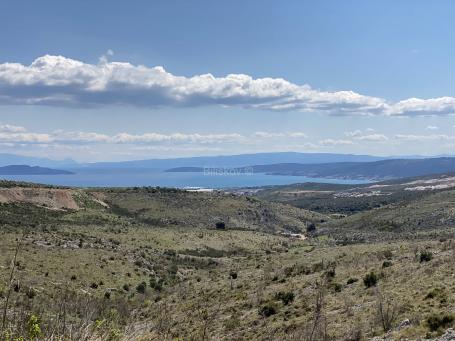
1,183,455,339
322,188,455,243
99,187,327,233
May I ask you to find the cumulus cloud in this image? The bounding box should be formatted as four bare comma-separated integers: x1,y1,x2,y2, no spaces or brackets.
1,55,455,116
388,97,455,116
0,55,387,114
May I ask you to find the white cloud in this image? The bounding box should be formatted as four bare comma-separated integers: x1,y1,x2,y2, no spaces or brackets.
0,124,27,133
0,126,308,146
426,125,439,130
345,129,388,141
0,55,386,114
318,139,354,146
3,54,455,118
2,55,455,116
388,97,455,116
394,134,455,141
252,131,307,139
356,134,388,141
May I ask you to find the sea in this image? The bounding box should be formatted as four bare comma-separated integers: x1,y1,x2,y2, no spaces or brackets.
0,168,370,188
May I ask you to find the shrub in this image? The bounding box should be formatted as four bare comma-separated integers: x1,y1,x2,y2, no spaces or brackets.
275,291,295,305
150,278,163,291
325,268,336,279
363,271,378,288
427,313,454,332
306,223,316,232
229,271,238,280
26,287,37,299
347,278,358,285
136,281,147,294
383,249,393,260
382,260,393,268
420,250,433,263
27,314,42,339
333,283,342,292
259,303,278,317
215,221,226,229
90,282,99,289
122,283,130,292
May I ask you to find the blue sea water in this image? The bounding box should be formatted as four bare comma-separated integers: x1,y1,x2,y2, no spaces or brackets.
0,168,370,188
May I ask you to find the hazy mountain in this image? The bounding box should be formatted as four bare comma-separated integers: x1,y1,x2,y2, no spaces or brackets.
0,153,77,168
249,157,455,180
0,165,73,175
80,152,391,169
167,157,455,181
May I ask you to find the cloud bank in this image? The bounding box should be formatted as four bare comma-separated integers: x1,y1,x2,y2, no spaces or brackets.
2,55,455,116
0,124,308,146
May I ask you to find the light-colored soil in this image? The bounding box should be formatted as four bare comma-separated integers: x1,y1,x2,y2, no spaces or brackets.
0,187,79,209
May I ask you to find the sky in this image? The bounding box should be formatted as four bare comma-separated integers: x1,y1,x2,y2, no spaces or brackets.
1,0,455,161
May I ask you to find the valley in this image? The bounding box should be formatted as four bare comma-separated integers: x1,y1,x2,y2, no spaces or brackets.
1,174,455,340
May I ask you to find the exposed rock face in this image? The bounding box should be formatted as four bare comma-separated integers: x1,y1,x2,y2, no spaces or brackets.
0,187,79,209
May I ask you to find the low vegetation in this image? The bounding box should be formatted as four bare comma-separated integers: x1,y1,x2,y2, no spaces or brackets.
1,176,455,340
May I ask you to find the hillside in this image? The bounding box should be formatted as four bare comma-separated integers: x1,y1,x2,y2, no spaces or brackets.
168,157,455,181
2,181,455,340
250,157,455,180
253,174,455,215
321,186,455,243
0,182,325,233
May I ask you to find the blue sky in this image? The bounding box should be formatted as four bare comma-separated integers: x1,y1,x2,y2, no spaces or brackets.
1,0,455,161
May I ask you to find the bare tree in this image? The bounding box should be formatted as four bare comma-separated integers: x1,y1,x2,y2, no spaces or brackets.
305,280,328,341
375,287,398,333
1,236,23,336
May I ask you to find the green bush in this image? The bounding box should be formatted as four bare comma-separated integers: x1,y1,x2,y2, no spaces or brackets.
420,250,433,263
427,313,454,332
150,278,163,291
325,268,336,279
27,314,42,340
363,271,378,288
216,221,226,229
259,303,277,317
274,291,295,305
347,277,358,285
306,223,316,232
383,249,393,260
382,260,393,268
333,283,342,292
229,271,238,280
136,281,147,294
26,287,37,299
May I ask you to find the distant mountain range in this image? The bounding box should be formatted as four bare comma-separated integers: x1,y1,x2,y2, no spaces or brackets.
0,152,442,171
2,152,454,182
77,152,395,169
0,165,73,175
0,153,77,168
167,157,455,180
